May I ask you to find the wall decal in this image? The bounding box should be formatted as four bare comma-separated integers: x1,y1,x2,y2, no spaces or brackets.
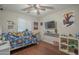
63,12,74,27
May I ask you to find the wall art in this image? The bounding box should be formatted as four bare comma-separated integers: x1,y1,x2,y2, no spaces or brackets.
8,20,14,29
63,11,75,27
34,22,38,30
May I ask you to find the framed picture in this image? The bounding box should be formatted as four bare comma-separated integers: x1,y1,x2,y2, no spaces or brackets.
40,22,43,26
34,22,38,30
8,20,14,29
63,11,75,27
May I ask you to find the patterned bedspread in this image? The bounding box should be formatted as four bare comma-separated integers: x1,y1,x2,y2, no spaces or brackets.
2,31,37,49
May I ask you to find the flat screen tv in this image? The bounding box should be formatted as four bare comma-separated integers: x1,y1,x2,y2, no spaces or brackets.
45,21,55,29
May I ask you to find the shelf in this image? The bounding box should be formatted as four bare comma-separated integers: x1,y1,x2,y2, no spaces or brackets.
61,43,68,46
68,45,78,48
60,49,68,53
68,52,76,55
59,36,79,55
60,36,78,40
60,49,76,55
60,38,68,44
68,37,78,40
60,36,68,38
68,46,78,55
60,44,68,50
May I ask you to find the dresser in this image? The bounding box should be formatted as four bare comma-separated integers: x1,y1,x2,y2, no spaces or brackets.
0,41,10,55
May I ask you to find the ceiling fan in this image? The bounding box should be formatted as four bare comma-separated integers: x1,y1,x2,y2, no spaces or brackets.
22,4,54,15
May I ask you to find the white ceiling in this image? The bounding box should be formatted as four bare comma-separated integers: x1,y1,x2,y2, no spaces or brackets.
0,4,79,17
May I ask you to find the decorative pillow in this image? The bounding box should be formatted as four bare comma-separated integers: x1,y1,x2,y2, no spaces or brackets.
16,32,24,36
16,39,23,44
29,37,32,40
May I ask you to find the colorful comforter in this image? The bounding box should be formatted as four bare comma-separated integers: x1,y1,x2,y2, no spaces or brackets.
2,31,37,49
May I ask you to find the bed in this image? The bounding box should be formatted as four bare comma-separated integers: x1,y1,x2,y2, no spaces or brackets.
2,31,38,51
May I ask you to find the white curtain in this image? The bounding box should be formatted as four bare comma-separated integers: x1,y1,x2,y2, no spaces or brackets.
18,18,27,32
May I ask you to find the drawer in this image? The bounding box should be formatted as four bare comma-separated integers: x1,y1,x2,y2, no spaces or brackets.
0,48,10,52
0,52,10,55
0,48,10,55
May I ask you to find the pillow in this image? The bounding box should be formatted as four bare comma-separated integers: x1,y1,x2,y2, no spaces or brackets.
16,39,23,44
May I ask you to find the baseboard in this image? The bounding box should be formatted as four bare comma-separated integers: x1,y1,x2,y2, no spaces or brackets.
41,39,54,45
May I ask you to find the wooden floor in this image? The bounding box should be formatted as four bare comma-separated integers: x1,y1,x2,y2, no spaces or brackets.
11,41,67,55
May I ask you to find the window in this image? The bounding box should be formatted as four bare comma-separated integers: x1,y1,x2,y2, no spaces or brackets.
18,18,27,32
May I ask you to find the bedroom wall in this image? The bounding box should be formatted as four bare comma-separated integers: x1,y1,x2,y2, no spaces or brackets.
39,6,79,44
0,11,2,34
0,10,36,33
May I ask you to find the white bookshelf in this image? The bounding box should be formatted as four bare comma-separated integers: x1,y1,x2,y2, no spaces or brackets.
59,36,79,55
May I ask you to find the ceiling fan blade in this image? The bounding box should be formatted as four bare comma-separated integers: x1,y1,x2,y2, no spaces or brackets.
26,10,30,13
40,8,46,11
33,4,37,9
22,6,32,11
40,6,54,9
